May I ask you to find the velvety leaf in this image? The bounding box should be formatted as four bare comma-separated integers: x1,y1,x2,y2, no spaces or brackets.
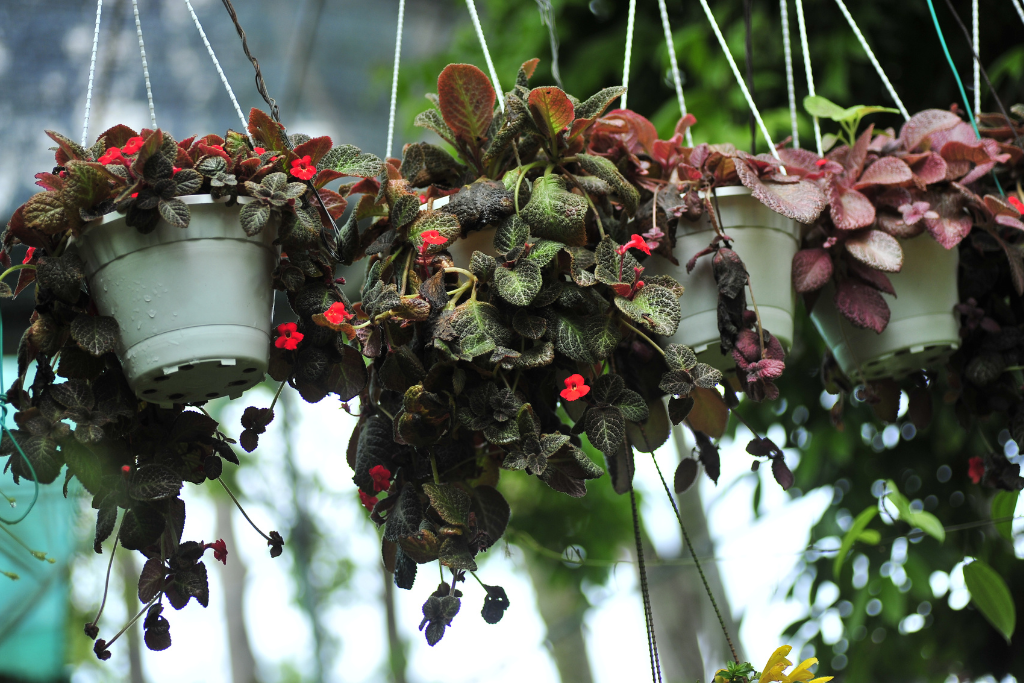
22,192,69,234
847,258,896,295
843,230,903,273
414,108,457,147
239,202,271,237
829,183,875,231
130,465,184,501
494,215,530,254
64,161,119,209
792,248,833,293
523,239,563,267
438,63,495,143
119,502,166,551
528,86,575,141
543,310,596,363
384,484,422,542
924,190,972,249
472,485,510,544
687,388,728,439
157,198,190,228
585,406,625,456
247,107,288,151
36,253,85,304
321,145,385,178
665,344,697,371
409,210,461,255
735,162,827,223
613,284,681,336
855,157,913,187
964,560,1016,643
674,458,699,493
834,279,890,333
400,142,466,188
493,260,542,306
70,314,120,357
575,153,639,216
439,536,477,571
423,483,472,528
899,109,962,152
138,558,166,603
771,457,794,490
520,175,588,246
584,315,622,360
575,86,627,120
325,345,368,401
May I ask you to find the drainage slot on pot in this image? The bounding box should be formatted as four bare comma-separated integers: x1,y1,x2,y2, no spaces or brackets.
142,389,157,395
227,380,248,387
206,392,220,398
179,364,194,371
154,375,171,382
168,393,185,400
242,367,258,373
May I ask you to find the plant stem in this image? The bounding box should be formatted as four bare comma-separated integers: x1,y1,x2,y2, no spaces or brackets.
218,478,272,543
583,192,606,240
620,319,666,357
88,519,122,631
103,595,160,650
0,522,53,562
399,249,412,296
513,161,544,215
650,455,739,663
429,454,441,485
268,381,287,412
0,263,35,284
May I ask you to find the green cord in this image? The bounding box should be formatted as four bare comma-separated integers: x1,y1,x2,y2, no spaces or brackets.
924,0,1006,197
0,307,40,525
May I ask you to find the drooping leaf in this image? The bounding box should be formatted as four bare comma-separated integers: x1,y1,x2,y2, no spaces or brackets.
321,145,385,178
964,559,1016,643
70,314,120,357
833,507,878,578
674,458,699,493
735,162,826,224
791,248,833,293
843,230,903,273
613,284,681,336
129,465,184,501
834,279,890,333
584,406,625,456
576,153,640,216
493,260,542,306
992,491,1019,542
423,483,472,529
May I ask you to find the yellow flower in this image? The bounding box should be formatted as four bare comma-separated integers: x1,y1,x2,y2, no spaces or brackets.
758,646,833,683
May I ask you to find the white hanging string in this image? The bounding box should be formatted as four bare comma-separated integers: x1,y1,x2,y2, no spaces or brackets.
81,0,104,148
185,0,252,143
385,0,406,159
1012,0,1024,27
132,0,157,128
656,0,694,146
972,0,980,115
832,0,910,121
780,0,798,148
794,0,822,155
465,0,504,113
621,0,637,111
695,0,785,168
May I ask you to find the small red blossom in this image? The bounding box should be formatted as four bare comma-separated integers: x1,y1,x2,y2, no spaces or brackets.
419,229,447,254
208,144,225,153
968,456,985,484
290,155,317,180
130,192,138,199
617,234,651,256
1009,196,1024,214
97,147,128,166
324,302,354,325
419,194,428,204
274,322,304,350
359,489,378,512
121,465,131,474
121,136,144,154
560,374,591,402
172,166,181,175
270,156,278,162
253,146,266,155
369,465,392,492
815,158,829,167
22,247,35,264
203,539,228,565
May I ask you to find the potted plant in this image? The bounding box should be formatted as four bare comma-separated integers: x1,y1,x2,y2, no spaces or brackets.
0,107,386,659
789,97,1015,382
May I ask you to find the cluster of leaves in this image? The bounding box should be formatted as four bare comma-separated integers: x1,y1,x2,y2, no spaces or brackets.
0,107,389,659
790,97,1020,333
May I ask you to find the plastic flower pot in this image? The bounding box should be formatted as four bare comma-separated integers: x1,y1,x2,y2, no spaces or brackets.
646,186,801,368
71,196,278,405
809,235,959,382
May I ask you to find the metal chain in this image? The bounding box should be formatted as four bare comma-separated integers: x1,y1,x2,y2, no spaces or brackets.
132,0,157,128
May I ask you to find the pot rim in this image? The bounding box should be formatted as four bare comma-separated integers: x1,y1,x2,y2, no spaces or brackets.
86,193,254,230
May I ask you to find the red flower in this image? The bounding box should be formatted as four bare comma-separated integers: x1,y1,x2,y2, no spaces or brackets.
208,144,225,153
815,158,829,167
419,229,447,254
203,539,228,565
968,456,985,484
369,465,392,492
560,374,591,402
120,465,131,474
323,302,354,325
1009,196,1024,214
121,136,144,154
22,247,35,264
97,147,128,166
290,155,316,180
253,146,266,155
130,192,138,199
617,234,651,256
274,322,304,350
359,489,378,512
172,166,181,175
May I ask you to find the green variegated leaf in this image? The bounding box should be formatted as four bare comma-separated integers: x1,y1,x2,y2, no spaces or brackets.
493,260,542,306
566,246,597,286
614,284,681,336
584,315,622,360
172,169,203,195
691,363,723,389
423,483,472,529
543,310,595,363
71,314,120,357
512,310,547,339
64,161,119,209
595,237,639,285
469,251,497,281
593,374,625,406
409,210,461,254
616,389,649,422
509,342,554,369
575,86,627,119
540,433,571,457
524,239,563,266
644,274,684,296
665,344,698,371
157,198,190,228
23,192,69,234
520,175,588,246
575,153,639,216
584,406,625,456
493,214,530,254
321,144,385,178
414,108,457,147
239,202,271,236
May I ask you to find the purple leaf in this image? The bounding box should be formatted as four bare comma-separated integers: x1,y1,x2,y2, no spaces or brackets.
771,457,795,491
829,180,875,231
843,229,903,273
898,109,962,152
835,279,891,333
855,157,913,188
791,248,833,294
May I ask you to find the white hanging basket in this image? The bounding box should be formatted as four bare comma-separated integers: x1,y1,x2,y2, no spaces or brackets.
810,235,959,382
72,196,278,405
646,186,802,368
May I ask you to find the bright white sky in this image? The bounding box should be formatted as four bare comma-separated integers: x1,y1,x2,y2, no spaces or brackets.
61,385,833,683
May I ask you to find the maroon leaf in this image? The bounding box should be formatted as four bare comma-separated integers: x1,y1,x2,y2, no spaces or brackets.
940,140,993,165
828,180,875,231
771,457,794,491
855,157,913,188
247,108,288,152
95,124,139,150
847,257,896,296
910,152,947,185
846,125,873,180
834,279,891,332
843,229,903,273
520,58,540,79
528,87,575,141
292,136,333,166
735,161,827,223
923,191,972,249
437,64,496,144
673,458,699,494
899,109,962,152
791,248,833,293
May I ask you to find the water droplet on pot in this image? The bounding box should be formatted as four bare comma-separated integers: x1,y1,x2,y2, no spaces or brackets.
144,295,151,302
148,310,156,318
136,322,142,330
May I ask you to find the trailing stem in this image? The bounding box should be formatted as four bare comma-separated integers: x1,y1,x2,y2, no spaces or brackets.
218,478,273,544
